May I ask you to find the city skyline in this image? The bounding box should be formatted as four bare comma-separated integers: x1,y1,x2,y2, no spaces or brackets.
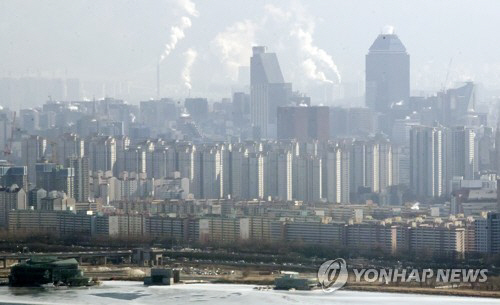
2,1,500,106
1,1,500,299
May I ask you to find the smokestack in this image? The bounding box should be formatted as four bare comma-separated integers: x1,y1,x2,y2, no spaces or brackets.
157,62,160,99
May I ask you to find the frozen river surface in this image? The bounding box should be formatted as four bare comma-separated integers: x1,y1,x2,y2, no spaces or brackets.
0,281,498,305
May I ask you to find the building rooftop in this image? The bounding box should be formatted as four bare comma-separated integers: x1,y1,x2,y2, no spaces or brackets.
369,34,407,53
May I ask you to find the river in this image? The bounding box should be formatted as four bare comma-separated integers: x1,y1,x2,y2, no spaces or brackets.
0,281,497,304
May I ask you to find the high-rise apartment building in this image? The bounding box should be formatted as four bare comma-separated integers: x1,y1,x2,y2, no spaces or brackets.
448,126,475,180
66,157,89,203
409,126,446,197
201,147,223,199
57,133,84,165
350,139,394,198
293,155,322,203
365,141,380,193
229,145,248,199
265,149,292,201
88,136,116,174
323,144,350,203
248,152,265,199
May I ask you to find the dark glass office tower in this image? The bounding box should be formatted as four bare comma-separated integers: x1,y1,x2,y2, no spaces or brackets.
250,46,291,139
366,33,410,113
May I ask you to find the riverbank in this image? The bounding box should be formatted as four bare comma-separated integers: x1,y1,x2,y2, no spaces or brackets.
2,263,499,299
204,272,500,298
344,284,500,298
212,278,500,298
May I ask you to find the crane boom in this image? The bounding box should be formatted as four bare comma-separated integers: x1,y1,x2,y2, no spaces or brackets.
442,58,453,92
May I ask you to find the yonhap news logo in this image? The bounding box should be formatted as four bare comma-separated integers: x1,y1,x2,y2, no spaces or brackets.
317,258,348,292
318,258,489,293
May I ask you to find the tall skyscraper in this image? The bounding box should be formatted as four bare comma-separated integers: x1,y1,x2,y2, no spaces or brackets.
250,46,291,139
366,32,410,113
22,135,46,187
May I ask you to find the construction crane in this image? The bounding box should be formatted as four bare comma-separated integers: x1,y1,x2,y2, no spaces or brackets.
441,58,453,92
3,111,16,159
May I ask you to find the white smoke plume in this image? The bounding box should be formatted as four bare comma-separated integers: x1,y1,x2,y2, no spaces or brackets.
266,4,341,84
382,25,395,35
211,20,258,80
159,0,199,63
210,3,341,85
182,48,198,90
292,27,340,84
177,0,198,16
302,58,329,83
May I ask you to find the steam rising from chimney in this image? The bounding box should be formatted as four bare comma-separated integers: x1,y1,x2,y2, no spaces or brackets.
159,0,199,63
182,48,198,90
210,3,341,85
382,25,395,35
292,26,341,84
211,20,257,80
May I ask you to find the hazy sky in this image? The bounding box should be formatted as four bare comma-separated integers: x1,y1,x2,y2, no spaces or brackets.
1,0,500,101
